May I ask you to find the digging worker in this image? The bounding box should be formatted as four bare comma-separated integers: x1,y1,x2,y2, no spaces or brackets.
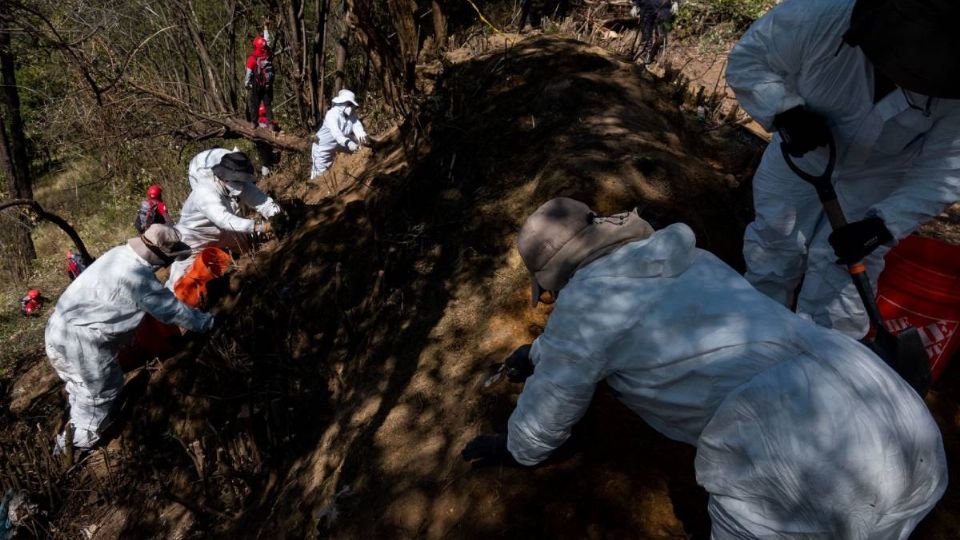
45,224,214,452
310,89,368,179
725,0,960,338
245,25,274,129
168,148,281,288
463,198,947,538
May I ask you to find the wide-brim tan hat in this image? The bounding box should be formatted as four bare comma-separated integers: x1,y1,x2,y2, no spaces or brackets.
129,224,193,266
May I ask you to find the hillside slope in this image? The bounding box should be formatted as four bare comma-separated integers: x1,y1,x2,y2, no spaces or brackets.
3,35,958,540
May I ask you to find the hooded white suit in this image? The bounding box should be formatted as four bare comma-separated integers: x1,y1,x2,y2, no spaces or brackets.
310,104,367,178
169,148,281,287
46,245,214,448
507,223,946,538
725,0,960,336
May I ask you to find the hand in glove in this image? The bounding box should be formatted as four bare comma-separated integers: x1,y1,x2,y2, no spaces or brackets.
630,5,640,17
505,344,534,382
346,140,359,152
255,219,273,237
356,132,368,145
461,434,520,468
828,216,893,265
774,106,831,157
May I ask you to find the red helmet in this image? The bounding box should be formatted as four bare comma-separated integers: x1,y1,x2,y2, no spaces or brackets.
147,184,163,199
258,103,267,117
27,289,41,300
253,36,267,51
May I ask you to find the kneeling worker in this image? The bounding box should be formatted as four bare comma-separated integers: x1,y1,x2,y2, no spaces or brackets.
45,225,215,451
464,198,946,538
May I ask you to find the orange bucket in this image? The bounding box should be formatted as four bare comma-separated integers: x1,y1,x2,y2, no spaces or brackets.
877,235,960,384
174,247,234,308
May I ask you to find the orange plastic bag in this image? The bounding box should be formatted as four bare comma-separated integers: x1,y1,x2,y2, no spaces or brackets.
174,247,234,308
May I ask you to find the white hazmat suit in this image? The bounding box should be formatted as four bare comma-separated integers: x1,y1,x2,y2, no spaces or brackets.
169,148,281,287
507,223,947,538
725,0,960,337
311,102,367,178
45,245,214,448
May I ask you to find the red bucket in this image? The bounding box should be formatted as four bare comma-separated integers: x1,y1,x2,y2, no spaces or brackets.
877,235,960,384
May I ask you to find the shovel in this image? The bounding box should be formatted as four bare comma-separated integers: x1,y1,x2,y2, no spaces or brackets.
779,133,930,396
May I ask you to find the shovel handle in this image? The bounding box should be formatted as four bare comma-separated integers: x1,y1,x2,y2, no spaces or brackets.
778,133,883,330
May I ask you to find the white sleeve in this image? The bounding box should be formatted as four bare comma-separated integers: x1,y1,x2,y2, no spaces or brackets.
725,0,841,130
352,119,367,139
870,108,960,238
197,189,257,233
244,68,253,87
240,183,282,219
324,110,350,147
263,28,271,47
506,332,603,466
136,274,214,332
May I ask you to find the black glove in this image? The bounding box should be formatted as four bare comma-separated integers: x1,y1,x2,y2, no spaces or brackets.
774,106,831,157
505,344,534,382
828,216,893,265
461,434,519,468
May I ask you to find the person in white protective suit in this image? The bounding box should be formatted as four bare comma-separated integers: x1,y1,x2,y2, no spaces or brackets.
45,225,215,451
462,198,947,539
168,148,282,288
310,89,368,178
725,0,960,338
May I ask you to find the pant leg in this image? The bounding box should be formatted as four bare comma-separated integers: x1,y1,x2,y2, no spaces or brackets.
249,87,263,127
262,87,274,123
45,314,124,449
743,142,825,307
311,142,337,178
794,163,907,338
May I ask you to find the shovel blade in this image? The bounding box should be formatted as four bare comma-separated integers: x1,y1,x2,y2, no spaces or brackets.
871,327,931,397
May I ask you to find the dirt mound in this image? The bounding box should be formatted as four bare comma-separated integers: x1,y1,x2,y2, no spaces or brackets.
142,36,758,539
4,35,959,539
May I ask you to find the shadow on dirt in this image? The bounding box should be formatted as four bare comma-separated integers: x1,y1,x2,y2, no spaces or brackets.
5,36,792,539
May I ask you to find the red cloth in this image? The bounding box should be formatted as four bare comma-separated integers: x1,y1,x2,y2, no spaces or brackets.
246,50,269,70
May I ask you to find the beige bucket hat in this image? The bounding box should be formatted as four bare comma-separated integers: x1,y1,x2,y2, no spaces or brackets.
517,197,654,306
129,224,193,266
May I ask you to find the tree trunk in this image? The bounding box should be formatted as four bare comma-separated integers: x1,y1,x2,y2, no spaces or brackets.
387,0,418,91
334,0,349,94
0,16,36,274
311,0,329,124
432,0,447,51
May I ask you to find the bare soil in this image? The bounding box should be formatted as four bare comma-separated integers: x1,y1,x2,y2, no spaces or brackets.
2,35,958,540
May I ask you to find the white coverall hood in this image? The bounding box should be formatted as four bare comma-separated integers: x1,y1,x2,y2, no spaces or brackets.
505,222,946,538
726,0,960,337
46,244,213,448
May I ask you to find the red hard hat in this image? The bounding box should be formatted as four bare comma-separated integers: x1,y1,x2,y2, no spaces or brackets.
258,103,267,117
27,289,41,300
147,184,163,199
253,36,267,51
